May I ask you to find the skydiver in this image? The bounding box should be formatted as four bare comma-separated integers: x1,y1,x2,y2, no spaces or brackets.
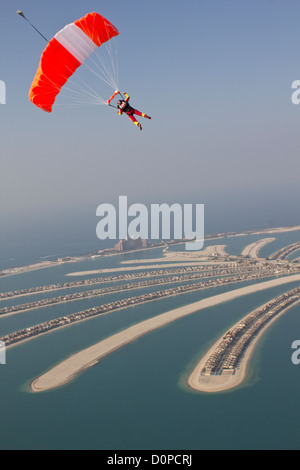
117,93,151,130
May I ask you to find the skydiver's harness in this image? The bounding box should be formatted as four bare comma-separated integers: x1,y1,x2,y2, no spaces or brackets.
118,100,134,115
106,92,134,115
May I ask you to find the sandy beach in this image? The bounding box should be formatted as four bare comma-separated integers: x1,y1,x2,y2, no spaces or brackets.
31,273,300,393
241,238,275,258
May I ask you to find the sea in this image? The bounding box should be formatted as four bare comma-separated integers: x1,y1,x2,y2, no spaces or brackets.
0,221,300,450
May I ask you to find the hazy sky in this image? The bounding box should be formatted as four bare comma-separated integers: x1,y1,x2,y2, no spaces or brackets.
0,0,299,236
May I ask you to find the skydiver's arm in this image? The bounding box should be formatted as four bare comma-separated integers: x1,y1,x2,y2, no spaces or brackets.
124,93,130,102
117,109,123,115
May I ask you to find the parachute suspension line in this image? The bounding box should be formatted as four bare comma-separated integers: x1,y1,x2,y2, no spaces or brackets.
45,60,110,108
106,25,120,88
52,65,108,107
30,60,107,108
82,36,120,91
29,61,106,107
96,14,119,90
71,37,120,107
65,73,107,105
64,57,110,106
103,30,119,89
83,14,120,92
82,57,116,90
17,10,49,43
98,31,119,89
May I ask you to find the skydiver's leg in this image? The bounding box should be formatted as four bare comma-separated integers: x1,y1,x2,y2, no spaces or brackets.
133,109,151,119
127,113,142,130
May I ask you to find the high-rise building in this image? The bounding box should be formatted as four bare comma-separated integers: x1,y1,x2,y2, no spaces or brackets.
114,238,148,252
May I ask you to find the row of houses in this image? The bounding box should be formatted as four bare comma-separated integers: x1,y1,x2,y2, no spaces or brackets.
202,288,300,376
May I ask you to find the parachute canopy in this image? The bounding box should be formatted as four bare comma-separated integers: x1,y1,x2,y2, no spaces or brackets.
29,12,119,112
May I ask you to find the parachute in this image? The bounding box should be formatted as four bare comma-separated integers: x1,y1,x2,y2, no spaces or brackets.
29,12,119,112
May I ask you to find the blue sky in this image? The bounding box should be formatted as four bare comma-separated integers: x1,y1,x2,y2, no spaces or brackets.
0,0,300,241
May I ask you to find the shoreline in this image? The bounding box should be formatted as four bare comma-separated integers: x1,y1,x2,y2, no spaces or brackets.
2,225,300,279
188,299,300,393
30,273,300,393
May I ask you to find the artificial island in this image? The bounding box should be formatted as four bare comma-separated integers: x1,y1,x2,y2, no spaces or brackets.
0,225,300,393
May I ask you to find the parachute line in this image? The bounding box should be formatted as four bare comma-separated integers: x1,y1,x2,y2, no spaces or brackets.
82,38,119,90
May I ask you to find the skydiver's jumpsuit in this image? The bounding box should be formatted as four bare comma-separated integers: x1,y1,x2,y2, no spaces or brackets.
117,93,149,128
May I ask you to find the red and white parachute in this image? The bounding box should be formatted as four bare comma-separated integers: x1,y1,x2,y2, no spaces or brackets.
28,12,119,112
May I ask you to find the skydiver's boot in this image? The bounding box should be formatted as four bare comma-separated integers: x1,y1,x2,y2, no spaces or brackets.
137,123,142,131
142,113,151,119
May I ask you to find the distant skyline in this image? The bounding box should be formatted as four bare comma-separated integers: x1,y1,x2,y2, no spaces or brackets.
1,1,299,244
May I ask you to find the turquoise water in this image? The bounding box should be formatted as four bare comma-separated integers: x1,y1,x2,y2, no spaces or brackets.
0,231,300,449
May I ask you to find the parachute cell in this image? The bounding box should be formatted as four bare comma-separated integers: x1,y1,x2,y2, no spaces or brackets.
29,12,119,112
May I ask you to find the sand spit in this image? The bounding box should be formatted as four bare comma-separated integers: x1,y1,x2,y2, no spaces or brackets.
188,300,300,393
121,245,229,265
251,226,300,234
31,274,300,393
66,262,211,277
241,238,275,258
66,246,230,277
